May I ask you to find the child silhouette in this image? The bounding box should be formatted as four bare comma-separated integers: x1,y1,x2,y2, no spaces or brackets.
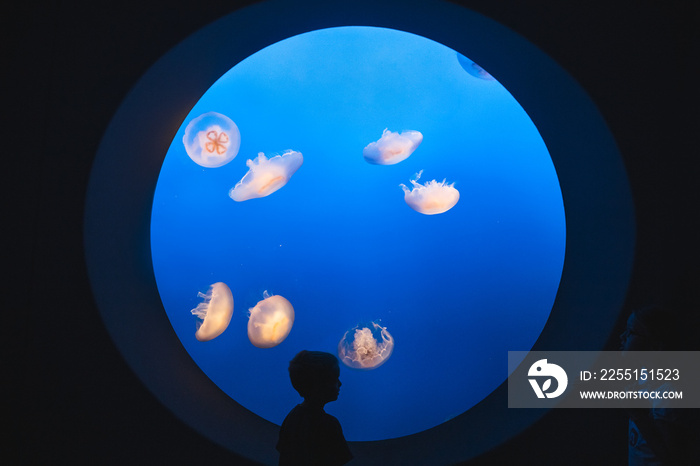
620,306,697,465
276,350,353,466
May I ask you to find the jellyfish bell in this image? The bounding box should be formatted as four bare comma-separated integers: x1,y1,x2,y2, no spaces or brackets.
400,170,460,215
229,150,303,202
363,128,423,165
338,321,394,370
247,291,295,348
190,282,234,342
183,112,241,168
456,53,495,81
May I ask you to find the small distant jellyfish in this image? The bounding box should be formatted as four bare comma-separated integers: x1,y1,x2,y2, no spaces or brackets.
363,128,423,165
190,282,234,342
456,53,495,81
400,170,460,215
338,321,394,370
182,112,241,167
247,291,295,348
229,150,303,202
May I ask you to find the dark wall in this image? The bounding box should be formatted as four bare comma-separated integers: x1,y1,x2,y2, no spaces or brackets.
7,1,697,464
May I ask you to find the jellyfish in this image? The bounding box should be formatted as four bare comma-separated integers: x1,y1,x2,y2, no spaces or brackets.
338,321,394,370
229,150,303,202
363,128,423,165
182,112,241,168
247,291,295,348
190,282,233,342
400,170,460,215
457,53,495,81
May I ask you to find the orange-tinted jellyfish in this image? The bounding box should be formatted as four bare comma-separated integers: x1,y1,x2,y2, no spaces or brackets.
400,170,460,215
229,150,303,202
363,128,423,165
182,112,241,168
190,282,234,342
338,321,394,370
247,291,295,348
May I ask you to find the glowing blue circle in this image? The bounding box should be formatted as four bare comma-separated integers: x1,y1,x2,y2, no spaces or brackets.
151,26,565,441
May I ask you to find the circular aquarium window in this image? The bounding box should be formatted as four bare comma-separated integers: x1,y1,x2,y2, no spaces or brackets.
151,26,565,441
85,1,633,463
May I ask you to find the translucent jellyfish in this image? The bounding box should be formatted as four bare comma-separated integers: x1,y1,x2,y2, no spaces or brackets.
247,291,295,348
456,53,495,81
363,128,423,165
338,321,394,370
400,170,460,215
190,282,234,342
229,150,303,202
182,112,241,168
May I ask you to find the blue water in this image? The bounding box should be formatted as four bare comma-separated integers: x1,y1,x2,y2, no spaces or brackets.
151,26,565,441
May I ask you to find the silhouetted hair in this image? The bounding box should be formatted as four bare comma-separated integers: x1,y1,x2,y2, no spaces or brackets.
288,350,338,398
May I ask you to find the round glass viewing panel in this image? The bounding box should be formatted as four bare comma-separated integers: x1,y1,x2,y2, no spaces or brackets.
151,26,566,441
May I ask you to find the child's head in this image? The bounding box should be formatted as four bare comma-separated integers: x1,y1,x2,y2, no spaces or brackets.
288,350,341,404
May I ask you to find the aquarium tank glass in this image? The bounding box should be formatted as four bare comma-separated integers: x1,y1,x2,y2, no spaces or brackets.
150,26,565,441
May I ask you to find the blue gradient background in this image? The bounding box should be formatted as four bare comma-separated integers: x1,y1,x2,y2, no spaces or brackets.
151,26,565,441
